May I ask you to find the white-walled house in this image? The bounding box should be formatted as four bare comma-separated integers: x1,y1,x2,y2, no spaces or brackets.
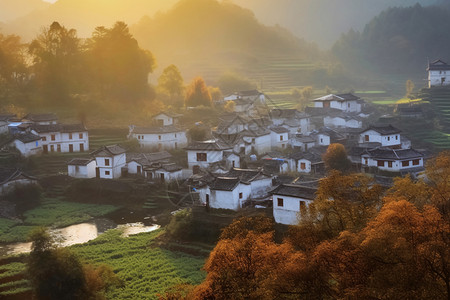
361,148,424,173
270,109,311,135
128,125,187,150
240,129,272,155
224,152,240,169
67,158,97,178
154,163,183,182
271,184,317,225
270,127,289,150
22,113,58,125
324,113,362,129
288,152,323,174
12,132,42,157
91,145,126,179
31,124,89,153
0,169,37,195
185,140,232,171
224,168,274,198
359,125,402,148
427,59,450,87
152,111,182,127
0,121,8,134
313,93,362,113
127,151,172,177
290,135,316,151
206,177,251,210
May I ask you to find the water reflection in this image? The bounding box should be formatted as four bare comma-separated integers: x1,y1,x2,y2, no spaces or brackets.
0,219,159,257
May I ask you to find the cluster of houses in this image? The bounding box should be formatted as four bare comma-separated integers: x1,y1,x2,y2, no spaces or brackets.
0,113,89,157
0,88,430,226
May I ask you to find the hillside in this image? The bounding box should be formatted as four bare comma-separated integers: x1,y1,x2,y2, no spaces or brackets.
332,3,450,77
0,0,49,23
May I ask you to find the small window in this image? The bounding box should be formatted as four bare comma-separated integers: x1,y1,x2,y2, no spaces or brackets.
105,170,110,175
158,135,161,140
197,153,207,162
277,198,284,207
402,161,409,167
377,160,384,167
51,134,55,141
175,133,177,138
320,138,323,143
105,158,110,166
300,162,306,170
35,141,38,147
280,135,283,141
387,136,390,141
388,161,393,168
79,133,83,139
413,159,420,166
396,135,398,140
69,133,72,139
239,193,243,199
364,158,368,165
42,136,46,141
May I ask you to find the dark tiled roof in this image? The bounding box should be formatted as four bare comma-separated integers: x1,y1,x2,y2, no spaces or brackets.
293,135,316,143
131,125,184,134
224,168,270,184
0,114,16,122
31,124,61,133
314,93,360,102
361,124,401,135
127,151,172,164
67,158,94,166
15,132,41,143
61,124,87,133
363,148,424,160
270,126,289,134
289,152,323,163
427,59,450,71
159,163,182,172
305,107,342,117
185,140,232,151
238,90,261,97
91,145,126,157
209,177,240,191
152,111,183,118
23,113,58,122
270,184,317,199
0,168,36,185
240,128,271,137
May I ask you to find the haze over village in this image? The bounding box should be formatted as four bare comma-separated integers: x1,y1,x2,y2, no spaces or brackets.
0,0,449,299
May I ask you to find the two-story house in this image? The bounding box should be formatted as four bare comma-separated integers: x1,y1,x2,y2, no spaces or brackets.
359,125,402,149
31,124,89,153
185,140,232,171
427,59,450,87
313,93,363,113
91,145,126,179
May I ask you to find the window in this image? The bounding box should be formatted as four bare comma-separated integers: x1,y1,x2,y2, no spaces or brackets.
105,170,110,175
364,158,368,165
413,159,420,166
51,134,55,141
137,135,140,140
175,133,177,138
388,161,393,168
277,198,284,207
105,158,110,166
402,161,409,167
396,135,398,140
197,153,207,161
239,193,243,199
280,135,283,141
158,135,161,140
42,136,46,141
300,201,306,215
320,138,323,143
69,133,72,139
348,103,350,108
377,160,384,167
300,162,306,170
387,136,390,141
57,144,61,152
252,138,255,143
79,133,83,139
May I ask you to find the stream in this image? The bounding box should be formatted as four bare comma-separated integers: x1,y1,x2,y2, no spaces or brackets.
0,218,160,257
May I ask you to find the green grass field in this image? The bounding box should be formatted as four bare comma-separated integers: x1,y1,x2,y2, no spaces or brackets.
0,197,118,243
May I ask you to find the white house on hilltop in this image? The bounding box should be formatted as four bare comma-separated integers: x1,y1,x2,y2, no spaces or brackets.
271,184,317,225
427,59,450,88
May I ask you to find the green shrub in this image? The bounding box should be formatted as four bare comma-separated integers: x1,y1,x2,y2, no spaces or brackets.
166,208,193,239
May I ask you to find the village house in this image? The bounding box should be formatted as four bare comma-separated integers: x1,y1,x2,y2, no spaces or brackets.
427,59,450,87
12,132,42,157
310,127,346,147
185,140,232,171
223,90,267,115
67,158,97,179
240,128,272,155
361,148,425,175
270,126,290,150
128,125,187,150
22,113,58,125
290,135,316,151
271,184,317,225
31,123,89,153
288,152,324,174
323,112,363,129
91,145,126,179
153,163,183,182
127,151,173,177
224,168,273,198
0,168,37,195
152,111,182,126
270,109,311,135
0,121,9,135
359,124,402,148
313,93,363,113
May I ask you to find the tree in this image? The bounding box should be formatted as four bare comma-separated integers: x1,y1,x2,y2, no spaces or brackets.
208,86,223,102
166,208,193,239
322,143,352,173
29,22,82,104
406,79,415,98
86,21,156,100
184,77,212,107
0,33,28,91
157,64,184,101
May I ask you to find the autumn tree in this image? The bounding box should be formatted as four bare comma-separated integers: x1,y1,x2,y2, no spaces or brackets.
86,22,155,100
208,86,223,102
322,143,352,173
29,22,82,104
157,64,184,105
0,33,28,93
184,77,212,107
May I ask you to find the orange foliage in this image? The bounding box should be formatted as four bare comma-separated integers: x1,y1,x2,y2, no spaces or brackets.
184,77,212,107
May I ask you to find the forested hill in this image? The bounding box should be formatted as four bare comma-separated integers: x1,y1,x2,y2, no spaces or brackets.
332,3,450,75
131,0,322,81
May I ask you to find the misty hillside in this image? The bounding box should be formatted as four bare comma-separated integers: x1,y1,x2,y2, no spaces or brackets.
0,0,48,23
1,0,178,40
332,3,450,76
131,0,324,85
231,0,440,48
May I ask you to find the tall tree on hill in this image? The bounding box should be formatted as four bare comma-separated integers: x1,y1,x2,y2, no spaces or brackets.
29,22,82,104
0,34,28,92
157,64,184,102
185,76,212,107
86,22,155,101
